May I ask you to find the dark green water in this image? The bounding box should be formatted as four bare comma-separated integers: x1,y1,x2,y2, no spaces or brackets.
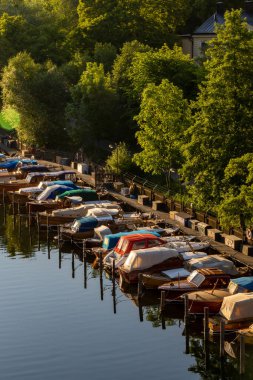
0,207,251,380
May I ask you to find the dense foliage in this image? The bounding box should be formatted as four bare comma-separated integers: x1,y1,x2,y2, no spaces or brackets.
0,1,253,229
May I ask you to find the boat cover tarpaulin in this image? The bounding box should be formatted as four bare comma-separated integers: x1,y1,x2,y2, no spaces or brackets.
72,217,98,232
45,180,78,188
161,267,190,279
186,255,238,275
179,251,207,261
102,230,161,250
57,189,98,201
122,246,179,272
230,277,253,292
37,185,73,200
219,293,253,321
94,226,112,240
165,241,210,252
52,204,89,217
86,208,120,217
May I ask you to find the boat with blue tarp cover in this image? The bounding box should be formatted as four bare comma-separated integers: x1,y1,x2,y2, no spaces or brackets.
102,230,161,250
56,188,98,202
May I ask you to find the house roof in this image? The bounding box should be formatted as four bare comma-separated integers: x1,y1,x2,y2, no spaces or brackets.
194,10,253,35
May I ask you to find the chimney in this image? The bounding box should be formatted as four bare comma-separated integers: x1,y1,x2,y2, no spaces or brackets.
245,1,253,15
216,2,225,16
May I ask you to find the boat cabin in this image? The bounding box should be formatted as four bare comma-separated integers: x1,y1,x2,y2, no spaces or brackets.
102,230,161,251
114,233,165,256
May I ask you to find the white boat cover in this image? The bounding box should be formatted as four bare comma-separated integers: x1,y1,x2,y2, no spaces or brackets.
164,235,196,242
18,187,42,194
94,225,112,240
37,185,70,201
161,268,190,279
86,208,120,217
52,204,88,217
219,293,253,321
186,255,238,275
179,251,207,261
165,241,210,252
122,246,179,273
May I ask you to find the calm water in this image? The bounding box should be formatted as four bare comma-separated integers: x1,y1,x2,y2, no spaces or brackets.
0,207,251,380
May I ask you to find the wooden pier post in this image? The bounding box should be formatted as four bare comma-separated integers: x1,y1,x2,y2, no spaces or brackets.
37,213,40,250
28,204,31,227
72,252,75,279
220,320,225,360
112,259,116,314
3,189,6,225
204,307,209,342
184,294,189,326
137,273,143,301
83,249,87,289
160,290,166,313
138,302,144,322
239,335,245,375
99,251,104,300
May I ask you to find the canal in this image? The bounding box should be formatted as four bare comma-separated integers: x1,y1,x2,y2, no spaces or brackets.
0,207,251,380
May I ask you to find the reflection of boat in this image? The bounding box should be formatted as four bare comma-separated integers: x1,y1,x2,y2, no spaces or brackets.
158,268,230,301
237,324,253,344
118,247,183,284
187,277,253,316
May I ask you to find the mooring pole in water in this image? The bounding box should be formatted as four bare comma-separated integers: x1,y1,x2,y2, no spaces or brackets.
220,320,225,360
239,335,245,375
204,307,209,342
138,302,144,322
137,274,143,301
160,291,166,330
72,252,75,279
99,251,104,300
3,189,6,225
184,294,189,326
18,202,21,238
112,259,116,314
37,213,40,250
28,204,32,226
83,249,87,289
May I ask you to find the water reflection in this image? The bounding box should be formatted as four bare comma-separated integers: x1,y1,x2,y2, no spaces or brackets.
1,206,253,379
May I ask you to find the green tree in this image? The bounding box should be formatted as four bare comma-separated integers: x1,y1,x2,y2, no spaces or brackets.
128,45,200,101
133,79,190,178
217,154,253,229
93,42,117,72
181,10,253,211
77,0,190,49
66,62,120,158
1,52,70,148
106,142,132,174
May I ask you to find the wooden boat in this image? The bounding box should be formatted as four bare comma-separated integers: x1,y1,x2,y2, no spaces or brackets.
159,268,230,302
209,293,253,333
185,255,239,276
0,170,77,197
38,203,123,227
118,246,183,285
185,276,253,315
7,180,79,205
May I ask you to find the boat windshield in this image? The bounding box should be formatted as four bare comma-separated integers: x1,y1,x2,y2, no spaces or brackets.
228,281,239,294
187,271,205,287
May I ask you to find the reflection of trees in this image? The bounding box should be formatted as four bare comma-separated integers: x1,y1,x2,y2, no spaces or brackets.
188,337,241,380
144,305,176,328
2,209,36,257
